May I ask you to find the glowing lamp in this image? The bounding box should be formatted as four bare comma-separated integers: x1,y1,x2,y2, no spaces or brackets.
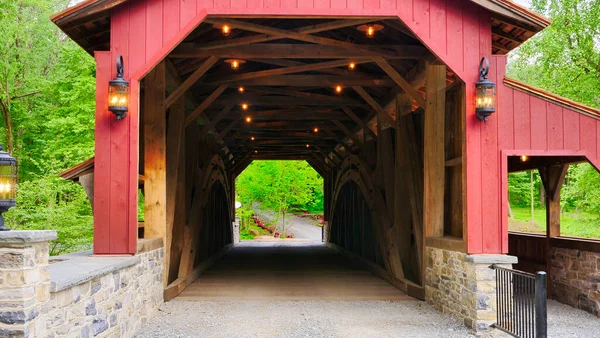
357,24,383,38
108,56,130,120
313,127,319,133
0,145,17,231
520,155,529,162
241,103,249,111
245,116,252,123
306,144,310,148
251,136,255,141
225,59,245,70
475,57,496,121
238,86,245,93
348,62,356,70
222,24,231,36
335,85,343,94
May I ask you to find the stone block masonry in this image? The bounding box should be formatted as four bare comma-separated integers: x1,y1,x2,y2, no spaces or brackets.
424,247,517,335
0,231,163,338
550,247,600,317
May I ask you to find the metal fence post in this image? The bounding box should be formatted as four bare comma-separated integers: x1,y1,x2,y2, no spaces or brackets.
535,271,547,338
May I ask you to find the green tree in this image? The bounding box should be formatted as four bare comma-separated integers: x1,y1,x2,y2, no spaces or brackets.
507,0,600,108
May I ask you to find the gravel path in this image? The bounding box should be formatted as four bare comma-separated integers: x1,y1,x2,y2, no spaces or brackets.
136,300,474,338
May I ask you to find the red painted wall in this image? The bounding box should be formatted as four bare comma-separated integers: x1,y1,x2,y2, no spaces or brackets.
99,0,599,256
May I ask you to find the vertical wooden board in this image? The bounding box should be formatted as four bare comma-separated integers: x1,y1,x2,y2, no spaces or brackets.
297,0,313,8
412,0,430,42
181,0,197,27
461,3,481,81
478,10,491,59
579,115,597,159
330,0,345,9
246,0,264,8
480,56,499,253
347,0,363,9
363,0,380,9
314,0,331,8
512,91,531,149
380,0,394,11
445,4,463,75
198,0,215,10
424,65,446,238
546,102,563,150
265,0,281,8
530,97,547,150
397,0,413,20
229,0,246,9
93,52,112,254
146,0,164,62
428,0,446,56
495,57,514,150
563,108,580,150
129,0,147,72
110,6,132,253
164,0,181,42
214,0,231,8
500,154,508,253
465,82,482,253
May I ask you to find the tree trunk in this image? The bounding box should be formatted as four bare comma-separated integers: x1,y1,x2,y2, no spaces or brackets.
508,202,514,219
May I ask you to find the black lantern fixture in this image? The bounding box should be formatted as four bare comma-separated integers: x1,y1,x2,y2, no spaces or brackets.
108,56,130,121
0,145,17,231
475,57,496,121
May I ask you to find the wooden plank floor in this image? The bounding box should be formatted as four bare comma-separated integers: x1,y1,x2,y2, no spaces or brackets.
175,242,413,301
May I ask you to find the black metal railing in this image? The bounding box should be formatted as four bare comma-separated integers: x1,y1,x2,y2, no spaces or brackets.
491,265,547,338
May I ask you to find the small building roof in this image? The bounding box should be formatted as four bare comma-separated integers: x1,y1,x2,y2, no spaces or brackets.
59,157,95,182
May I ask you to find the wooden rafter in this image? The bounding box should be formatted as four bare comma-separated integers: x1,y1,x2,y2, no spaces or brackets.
165,56,219,109
352,86,395,127
184,84,228,127
373,57,426,107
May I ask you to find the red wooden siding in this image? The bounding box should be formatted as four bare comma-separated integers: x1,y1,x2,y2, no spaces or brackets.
487,55,600,254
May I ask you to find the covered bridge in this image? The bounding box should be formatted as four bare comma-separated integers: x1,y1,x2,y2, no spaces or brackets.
49,0,600,333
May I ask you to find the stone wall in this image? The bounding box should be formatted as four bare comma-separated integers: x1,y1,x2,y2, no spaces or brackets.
424,246,517,334
550,247,600,316
0,231,163,338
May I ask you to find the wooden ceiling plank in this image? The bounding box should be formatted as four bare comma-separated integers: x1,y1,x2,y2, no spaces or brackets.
184,84,228,127
165,56,219,109
373,56,426,107
211,75,395,87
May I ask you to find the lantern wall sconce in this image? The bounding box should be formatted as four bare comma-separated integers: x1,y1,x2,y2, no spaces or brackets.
475,57,496,122
0,145,17,231
108,56,130,121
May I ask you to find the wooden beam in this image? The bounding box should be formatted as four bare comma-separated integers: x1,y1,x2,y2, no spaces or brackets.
423,65,446,238
197,19,375,50
165,56,219,109
332,120,362,149
143,61,167,284
342,107,376,139
207,59,369,85
205,19,411,59
172,43,427,60
352,86,395,127
184,85,228,127
211,75,394,87
373,57,426,108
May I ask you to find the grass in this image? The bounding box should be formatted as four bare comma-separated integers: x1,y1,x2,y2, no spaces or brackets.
509,207,600,239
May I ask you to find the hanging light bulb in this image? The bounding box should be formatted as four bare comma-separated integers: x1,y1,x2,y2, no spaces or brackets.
222,24,231,36
520,155,529,162
241,103,249,110
357,24,383,38
251,136,255,141
238,86,245,93
335,85,343,94
348,62,356,70
306,144,310,148
245,116,252,123
225,59,245,70
313,127,319,133
254,150,258,154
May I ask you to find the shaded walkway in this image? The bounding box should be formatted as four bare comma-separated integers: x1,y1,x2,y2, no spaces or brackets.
176,242,410,301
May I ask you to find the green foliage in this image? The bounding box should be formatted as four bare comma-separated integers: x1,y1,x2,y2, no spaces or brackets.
508,171,542,208
562,163,600,214
507,0,600,108
236,161,324,215
4,175,93,255
0,0,95,254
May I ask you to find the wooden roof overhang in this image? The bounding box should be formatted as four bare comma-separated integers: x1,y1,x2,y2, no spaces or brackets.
51,0,550,56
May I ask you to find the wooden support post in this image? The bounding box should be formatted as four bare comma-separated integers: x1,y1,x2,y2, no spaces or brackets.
423,65,446,238
143,61,167,244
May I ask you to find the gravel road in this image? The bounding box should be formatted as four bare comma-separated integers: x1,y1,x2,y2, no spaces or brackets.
136,300,474,338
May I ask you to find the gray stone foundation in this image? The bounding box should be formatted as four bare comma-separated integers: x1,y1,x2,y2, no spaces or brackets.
0,231,163,338
425,246,517,334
